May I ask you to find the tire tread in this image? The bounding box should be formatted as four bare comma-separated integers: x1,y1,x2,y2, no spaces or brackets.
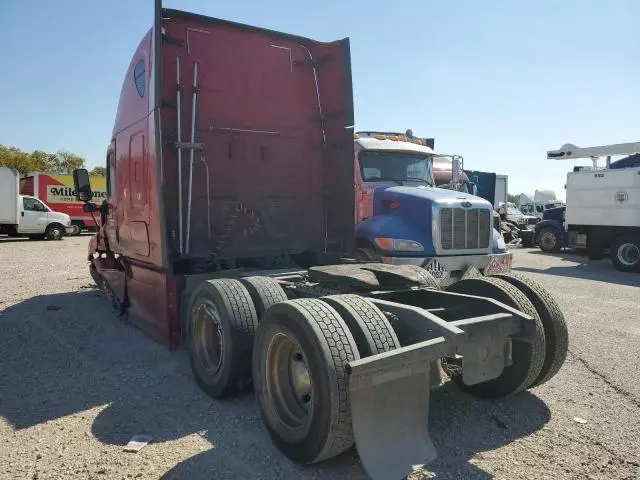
447,277,546,396
287,298,356,462
497,273,568,386
240,276,288,319
320,294,400,356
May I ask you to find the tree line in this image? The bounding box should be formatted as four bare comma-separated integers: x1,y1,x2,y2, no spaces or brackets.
506,194,520,206
0,144,105,176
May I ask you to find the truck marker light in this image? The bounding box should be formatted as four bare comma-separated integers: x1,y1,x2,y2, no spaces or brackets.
375,237,394,250
392,239,424,252
375,237,424,252
390,136,399,141
382,199,400,209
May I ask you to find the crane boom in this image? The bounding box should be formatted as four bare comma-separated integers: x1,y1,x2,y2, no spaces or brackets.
547,142,640,160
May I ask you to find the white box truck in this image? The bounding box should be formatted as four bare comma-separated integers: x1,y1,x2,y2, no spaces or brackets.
0,167,73,240
546,142,640,272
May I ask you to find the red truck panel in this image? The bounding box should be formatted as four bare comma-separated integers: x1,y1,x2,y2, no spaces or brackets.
159,10,355,267
97,8,354,346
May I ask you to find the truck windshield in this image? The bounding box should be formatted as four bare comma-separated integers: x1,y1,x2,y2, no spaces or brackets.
359,152,434,186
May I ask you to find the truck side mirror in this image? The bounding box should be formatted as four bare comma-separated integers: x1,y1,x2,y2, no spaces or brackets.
73,168,93,202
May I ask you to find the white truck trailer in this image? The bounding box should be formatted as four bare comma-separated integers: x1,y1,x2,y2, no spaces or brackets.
547,142,640,272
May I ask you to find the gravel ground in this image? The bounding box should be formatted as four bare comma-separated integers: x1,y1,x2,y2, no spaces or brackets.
0,236,639,480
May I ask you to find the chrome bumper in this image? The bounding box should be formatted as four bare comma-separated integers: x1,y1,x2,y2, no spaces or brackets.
380,252,513,286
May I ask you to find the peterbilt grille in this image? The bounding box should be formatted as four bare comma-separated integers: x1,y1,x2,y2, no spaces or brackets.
440,208,490,250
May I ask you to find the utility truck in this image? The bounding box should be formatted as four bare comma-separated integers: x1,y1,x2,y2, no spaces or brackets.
542,142,640,272
352,131,510,286
73,3,569,479
0,167,73,240
20,172,105,235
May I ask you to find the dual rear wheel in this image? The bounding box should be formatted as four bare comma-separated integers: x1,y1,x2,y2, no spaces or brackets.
186,272,567,465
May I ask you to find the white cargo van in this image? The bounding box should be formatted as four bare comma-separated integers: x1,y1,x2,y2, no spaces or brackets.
0,167,73,240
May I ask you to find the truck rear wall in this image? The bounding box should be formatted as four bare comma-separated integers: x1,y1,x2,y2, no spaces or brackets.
0,167,19,224
566,168,640,227
158,11,355,266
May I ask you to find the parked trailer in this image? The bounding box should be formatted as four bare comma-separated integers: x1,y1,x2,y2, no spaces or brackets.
73,3,568,479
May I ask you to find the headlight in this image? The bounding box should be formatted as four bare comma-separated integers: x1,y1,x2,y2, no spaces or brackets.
375,237,424,252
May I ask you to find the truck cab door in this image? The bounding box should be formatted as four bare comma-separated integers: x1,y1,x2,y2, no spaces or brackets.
20,197,48,233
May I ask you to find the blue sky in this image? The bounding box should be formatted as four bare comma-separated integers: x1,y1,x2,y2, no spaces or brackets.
1,0,638,198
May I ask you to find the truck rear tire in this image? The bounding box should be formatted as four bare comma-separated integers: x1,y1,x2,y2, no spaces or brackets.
253,298,358,464
538,227,561,253
240,276,288,319
495,273,568,387
611,235,640,273
69,224,81,236
321,294,401,356
187,279,258,398
446,277,545,397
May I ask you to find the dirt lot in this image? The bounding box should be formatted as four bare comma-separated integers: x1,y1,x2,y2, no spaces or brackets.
1,236,639,480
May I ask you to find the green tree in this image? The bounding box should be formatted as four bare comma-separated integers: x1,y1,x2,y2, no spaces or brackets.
507,194,520,206
52,149,85,174
0,144,32,175
90,166,106,176
29,150,55,172
0,144,87,175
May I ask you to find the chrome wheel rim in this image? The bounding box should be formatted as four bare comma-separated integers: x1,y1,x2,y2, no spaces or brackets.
617,243,640,266
193,302,224,375
540,231,556,250
265,332,313,430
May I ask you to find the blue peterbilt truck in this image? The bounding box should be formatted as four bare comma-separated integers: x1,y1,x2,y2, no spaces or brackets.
352,131,510,286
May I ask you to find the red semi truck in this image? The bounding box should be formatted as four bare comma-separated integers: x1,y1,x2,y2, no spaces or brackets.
20,172,105,235
73,3,567,479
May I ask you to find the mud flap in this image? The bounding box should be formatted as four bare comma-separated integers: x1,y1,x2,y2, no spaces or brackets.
347,338,453,480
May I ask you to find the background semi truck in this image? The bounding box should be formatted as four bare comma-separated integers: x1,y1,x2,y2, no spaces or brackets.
0,167,72,240
73,3,568,479
520,189,564,219
352,131,511,285
20,172,105,235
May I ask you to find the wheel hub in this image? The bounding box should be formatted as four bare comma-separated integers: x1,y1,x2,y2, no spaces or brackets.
194,303,224,374
617,243,640,266
266,333,313,429
541,232,556,249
